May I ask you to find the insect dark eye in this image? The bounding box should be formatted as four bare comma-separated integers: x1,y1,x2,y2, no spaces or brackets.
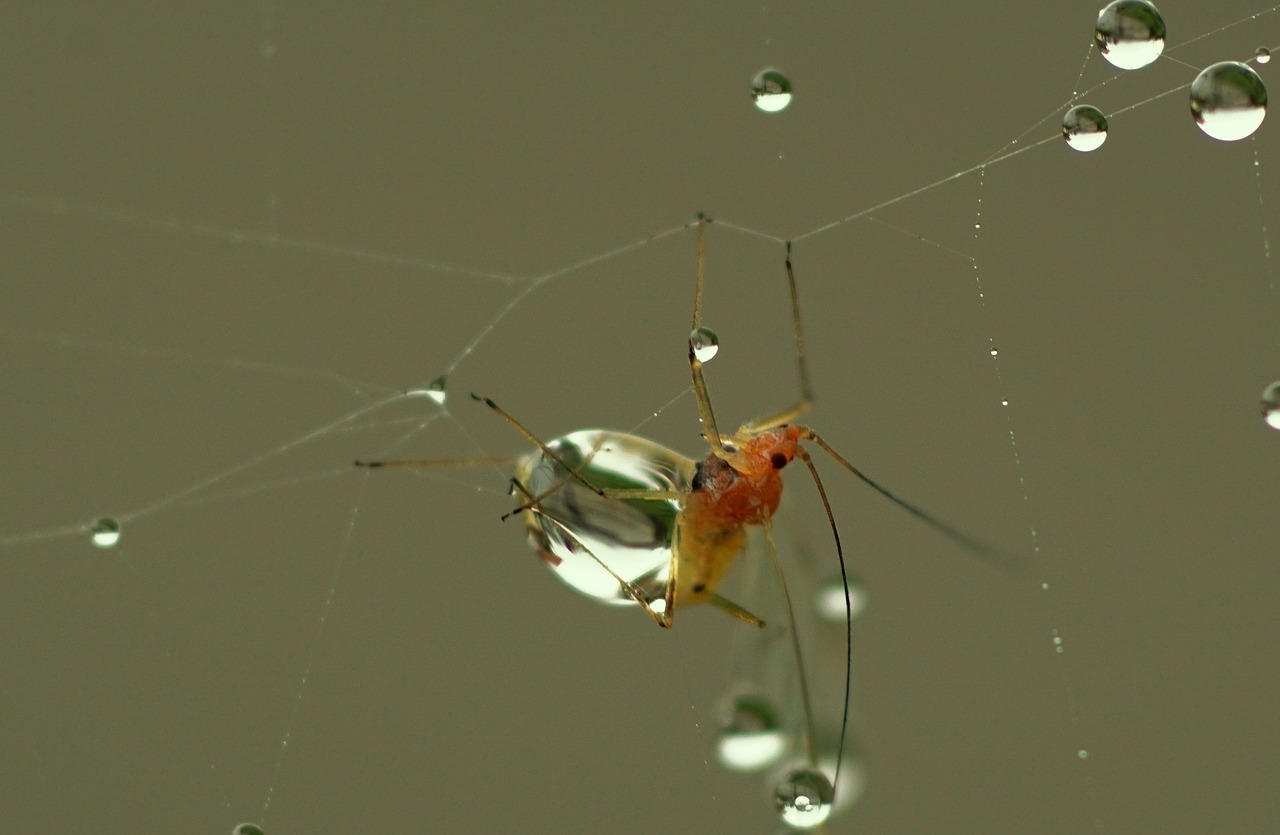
771,453,788,469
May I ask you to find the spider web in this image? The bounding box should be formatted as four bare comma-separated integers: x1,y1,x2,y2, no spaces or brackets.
1,3,1277,833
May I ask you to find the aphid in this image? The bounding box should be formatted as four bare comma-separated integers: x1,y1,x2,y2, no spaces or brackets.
357,216,999,827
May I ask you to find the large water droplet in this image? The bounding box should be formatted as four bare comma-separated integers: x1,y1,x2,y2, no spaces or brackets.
90,518,120,549
1062,104,1109,152
715,692,787,771
773,766,834,829
1261,381,1280,430
232,825,265,835
1256,47,1271,65
690,326,720,362
1094,0,1166,70
1190,61,1268,141
751,68,793,113
814,575,868,622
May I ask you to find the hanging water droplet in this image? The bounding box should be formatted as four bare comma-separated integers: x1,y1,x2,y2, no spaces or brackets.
814,575,868,622
1190,61,1268,141
989,348,999,357
1061,104,1109,152
90,518,120,549
690,326,720,362
405,375,448,405
773,766,834,829
1261,381,1280,430
1256,47,1272,65
1094,0,1166,70
715,692,787,771
751,67,793,113
232,825,265,835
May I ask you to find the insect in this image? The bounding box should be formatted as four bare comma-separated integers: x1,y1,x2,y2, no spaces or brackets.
357,216,1001,828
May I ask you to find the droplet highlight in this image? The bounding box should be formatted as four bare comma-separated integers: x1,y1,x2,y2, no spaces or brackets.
1190,61,1268,141
690,326,720,362
751,68,793,113
90,518,120,549
774,766,834,829
1256,47,1271,65
814,576,868,622
1094,0,1166,70
1261,381,1280,430
715,692,787,771
1062,104,1109,152
405,375,448,405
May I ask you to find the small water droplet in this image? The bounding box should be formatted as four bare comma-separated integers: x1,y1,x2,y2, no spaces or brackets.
233,825,265,835
1062,104,1110,151
1257,47,1271,65
690,326,720,362
1001,399,1010,406
1077,749,1089,759
989,348,999,357
1094,0,1166,70
774,766,834,829
751,67,793,113
406,375,448,405
90,518,120,549
1261,381,1280,430
715,692,786,771
814,576,868,622
1191,61,1268,141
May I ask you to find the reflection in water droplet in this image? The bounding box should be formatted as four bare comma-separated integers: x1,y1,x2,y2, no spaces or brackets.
1094,0,1166,70
751,67,793,113
90,518,120,549
774,766,834,828
690,326,720,362
1061,104,1109,152
814,576,868,622
1257,47,1272,65
1190,61,1268,141
1261,381,1280,430
715,692,787,772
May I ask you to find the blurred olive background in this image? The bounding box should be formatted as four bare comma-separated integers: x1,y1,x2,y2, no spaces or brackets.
1,3,1276,833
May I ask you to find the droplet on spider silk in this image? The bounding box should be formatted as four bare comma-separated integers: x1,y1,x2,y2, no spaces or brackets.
1256,47,1271,65
715,692,786,772
751,68,793,113
774,766,834,829
1094,0,1165,70
1262,381,1280,430
232,824,265,835
690,326,720,362
1062,105,1109,151
1190,61,1268,141
406,375,448,405
90,518,120,549
814,575,868,622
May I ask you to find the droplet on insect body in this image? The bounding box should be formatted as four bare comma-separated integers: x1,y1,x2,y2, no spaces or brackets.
751,68,793,113
90,518,120,549
1190,61,1268,141
690,326,720,362
1062,105,1109,152
715,692,787,772
773,766,834,829
1094,0,1166,70
1262,381,1280,430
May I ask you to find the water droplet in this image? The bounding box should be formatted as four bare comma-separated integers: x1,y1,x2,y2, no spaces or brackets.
715,692,787,771
1191,61,1268,141
1001,399,1010,406
1094,0,1166,70
690,326,720,362
989,348,999,357
1078,749,1089,759
233,825,265,835
773,766,834,829
751,67,793,113
90,518,120,549
1261,380,1280,430
1256,47,1271,65
1061,104,1109,152
814,576,868,622
406,375,448,405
